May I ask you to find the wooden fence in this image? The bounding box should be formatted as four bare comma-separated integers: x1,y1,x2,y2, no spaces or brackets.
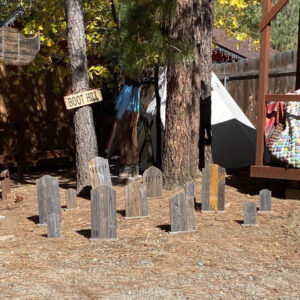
213,50,298,127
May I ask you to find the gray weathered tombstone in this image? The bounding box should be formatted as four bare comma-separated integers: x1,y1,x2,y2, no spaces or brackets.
259,189,272,212
184,182,195,231
143,166,163,198
243,201,257,226
0,169,11,200
65,188,78,210
36,175,61,225
169,192,195,233
47,213,61,238
88,157,112,190
202,164,226,212
125,181,148,218
90,185,117,240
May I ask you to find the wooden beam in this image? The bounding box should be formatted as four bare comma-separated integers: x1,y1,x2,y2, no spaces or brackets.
251,165,300,181
255,0,272,166
260,0,289,32
265,94,300,102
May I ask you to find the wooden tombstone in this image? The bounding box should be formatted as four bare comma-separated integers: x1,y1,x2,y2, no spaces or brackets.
184,182,195,230
143,166,163,198
243,201,257,226
90,185,117,241
65,188,78,210
47,213,61,238
202,164,226,212
0,169,11,200
169,192,195,234
88,157,112,190
259,189,272,212
36,175,61,225
0,26,40,66
125,181,148,218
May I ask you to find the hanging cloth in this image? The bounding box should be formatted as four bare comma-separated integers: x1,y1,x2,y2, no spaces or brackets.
267,90,300,168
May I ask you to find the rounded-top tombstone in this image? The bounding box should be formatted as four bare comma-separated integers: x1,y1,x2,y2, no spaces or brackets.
143,166,163,198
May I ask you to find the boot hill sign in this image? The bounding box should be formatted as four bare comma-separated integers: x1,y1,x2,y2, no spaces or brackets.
64,88,102,110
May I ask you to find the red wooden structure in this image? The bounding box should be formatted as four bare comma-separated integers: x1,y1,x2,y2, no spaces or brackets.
250,0,300,181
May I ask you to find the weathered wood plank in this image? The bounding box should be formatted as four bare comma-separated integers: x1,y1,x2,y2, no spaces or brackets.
259,189,272,212
201,167,210,211
90,185,117,240
218,166,226,211
36,175,61,225
143,166,163,197
65,188,78,209
243,201,257,226
209,164,219,210
47,213,61,238
88,157,112,189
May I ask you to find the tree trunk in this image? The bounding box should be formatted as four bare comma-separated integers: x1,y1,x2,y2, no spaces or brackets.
154,64,162,169
163,0,199,189
199,0,214,169
192,0,201,171
65,0,98,194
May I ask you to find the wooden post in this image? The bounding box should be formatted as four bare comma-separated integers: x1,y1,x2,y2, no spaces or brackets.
125,181,148,218
47,213,61,238
255,0,272,166
259,189,272,212
0,169,10,200
243,202,257,226
169,192,195,233
65,188,78,209
90,185,117,240
202,164,226,212
143,166,163,197
36,175,61,225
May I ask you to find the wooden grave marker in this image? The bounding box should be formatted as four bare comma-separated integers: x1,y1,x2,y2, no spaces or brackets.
47,213,61,238
0,169,11,200
143,166,163,198
243,202,257,226
65,188,78,210
184,182,195,231
36,175,61,225
64,88,102,110
90,185,117,241
125,181,148,219
169,192,195,234
259,189,272,212
202,164,226,212
0,27,40,66
88,157,112,190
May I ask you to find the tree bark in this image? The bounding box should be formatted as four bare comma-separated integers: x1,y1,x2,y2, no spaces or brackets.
154,63,162,169
65,0,98,194
192,0,201,171
163,0,199,189
199,0,214,169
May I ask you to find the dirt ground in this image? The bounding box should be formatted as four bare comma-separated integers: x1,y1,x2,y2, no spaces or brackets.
0,169,299,300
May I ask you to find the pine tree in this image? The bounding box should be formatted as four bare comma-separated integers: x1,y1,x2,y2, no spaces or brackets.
105,0,192,168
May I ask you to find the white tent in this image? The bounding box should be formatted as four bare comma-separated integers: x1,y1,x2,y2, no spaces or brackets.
210,72,256,168
143,71,256,169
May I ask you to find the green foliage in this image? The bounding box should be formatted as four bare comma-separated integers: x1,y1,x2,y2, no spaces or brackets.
0,0,116,92
102,0,192,78
218,0,300,51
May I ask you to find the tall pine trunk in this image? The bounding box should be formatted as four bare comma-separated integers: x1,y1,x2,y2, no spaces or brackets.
199,0,214,168
162,0,199,189
192,0,201,170
65,0,98,193
154,63,162,169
